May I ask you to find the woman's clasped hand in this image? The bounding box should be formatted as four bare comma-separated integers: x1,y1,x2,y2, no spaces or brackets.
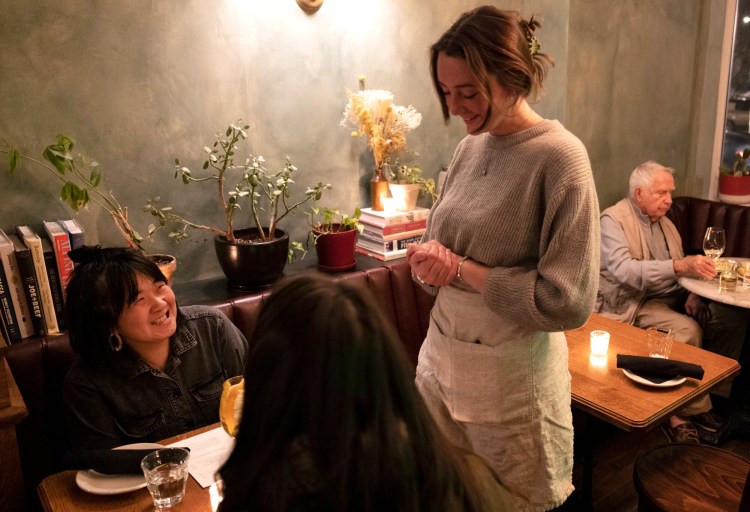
407,240,461,287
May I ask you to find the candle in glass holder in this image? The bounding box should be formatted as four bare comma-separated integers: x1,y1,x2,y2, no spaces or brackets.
590,330,610,356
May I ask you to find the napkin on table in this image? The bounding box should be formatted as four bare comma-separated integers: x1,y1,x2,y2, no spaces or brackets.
616,354,704,384
62,447,189,475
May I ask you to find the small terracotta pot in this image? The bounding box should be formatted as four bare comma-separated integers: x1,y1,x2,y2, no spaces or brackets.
313,225,357,272
151,254,177,285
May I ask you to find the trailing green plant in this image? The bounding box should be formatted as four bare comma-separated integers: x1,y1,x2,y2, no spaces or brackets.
307,206,363,246
388,164,437,203
160,120,331,261
308,206,363,233
2,134,168,250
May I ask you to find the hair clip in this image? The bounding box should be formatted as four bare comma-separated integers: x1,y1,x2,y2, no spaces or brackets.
528,35,540,57
520,16,542,57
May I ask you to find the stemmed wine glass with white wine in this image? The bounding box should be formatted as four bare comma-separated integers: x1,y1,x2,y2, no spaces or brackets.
219,376,244,438
703,227,725,261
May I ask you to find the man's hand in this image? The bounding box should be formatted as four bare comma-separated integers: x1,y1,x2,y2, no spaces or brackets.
674,255,715,280
684,292,710,328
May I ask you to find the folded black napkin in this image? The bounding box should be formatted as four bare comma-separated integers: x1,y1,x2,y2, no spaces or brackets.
62,447,189,475
616,354,705,384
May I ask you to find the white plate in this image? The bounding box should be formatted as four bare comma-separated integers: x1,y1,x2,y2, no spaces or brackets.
623,369,686,388
75,442,162,495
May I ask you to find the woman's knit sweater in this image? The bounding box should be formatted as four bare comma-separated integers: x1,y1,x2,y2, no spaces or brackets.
423,119,600,332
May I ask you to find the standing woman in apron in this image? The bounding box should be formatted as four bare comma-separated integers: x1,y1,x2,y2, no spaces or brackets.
407,6,600,511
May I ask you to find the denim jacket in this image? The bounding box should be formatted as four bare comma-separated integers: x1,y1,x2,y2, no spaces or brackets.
64,305,248,449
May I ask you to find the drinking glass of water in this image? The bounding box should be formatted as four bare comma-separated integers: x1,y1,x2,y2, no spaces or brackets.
646,327,674,359
141,448,190,508
703,227,725,261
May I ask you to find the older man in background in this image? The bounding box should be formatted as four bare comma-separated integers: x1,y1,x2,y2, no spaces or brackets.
596,160,746,443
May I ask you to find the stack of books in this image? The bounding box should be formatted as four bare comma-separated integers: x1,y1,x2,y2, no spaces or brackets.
355,207,429,261
0,220,85,343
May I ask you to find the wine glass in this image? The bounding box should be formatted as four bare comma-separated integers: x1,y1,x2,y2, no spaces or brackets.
219,376,244,438
703,227,725,262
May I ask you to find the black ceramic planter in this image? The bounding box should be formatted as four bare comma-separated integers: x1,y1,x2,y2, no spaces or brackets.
214,228,289,291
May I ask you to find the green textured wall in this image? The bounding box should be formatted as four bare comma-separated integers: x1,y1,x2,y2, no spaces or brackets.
0,0,723,284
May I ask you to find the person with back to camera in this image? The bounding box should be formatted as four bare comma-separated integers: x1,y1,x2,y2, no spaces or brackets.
406,6,600,510
63,246,248,449
597,160,748,443
217,274,515,512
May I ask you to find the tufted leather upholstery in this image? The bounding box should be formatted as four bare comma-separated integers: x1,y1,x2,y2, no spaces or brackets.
5,259,435,507
666,196,750,258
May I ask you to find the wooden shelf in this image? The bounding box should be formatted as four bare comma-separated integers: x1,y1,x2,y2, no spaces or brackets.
172,252,394,305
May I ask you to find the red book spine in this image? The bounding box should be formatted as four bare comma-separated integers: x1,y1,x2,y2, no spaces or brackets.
51,231,73,294
362,219,427,237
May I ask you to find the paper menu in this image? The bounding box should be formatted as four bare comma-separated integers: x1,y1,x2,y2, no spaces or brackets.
168,426,234,488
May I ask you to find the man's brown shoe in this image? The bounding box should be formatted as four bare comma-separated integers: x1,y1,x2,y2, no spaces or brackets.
662,422,700,443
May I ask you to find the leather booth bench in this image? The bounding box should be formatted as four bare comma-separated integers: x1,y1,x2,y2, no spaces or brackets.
5,259,436,509
667,196,750,258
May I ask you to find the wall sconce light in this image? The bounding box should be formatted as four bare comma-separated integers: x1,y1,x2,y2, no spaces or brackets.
297,0,323,14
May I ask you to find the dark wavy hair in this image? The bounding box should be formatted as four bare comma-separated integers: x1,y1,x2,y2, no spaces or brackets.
218,274,496,512
65,246,169,366
430,5,554,127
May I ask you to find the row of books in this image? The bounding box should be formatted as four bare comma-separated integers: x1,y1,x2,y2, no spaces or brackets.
355,207,428,261
0,220,85,343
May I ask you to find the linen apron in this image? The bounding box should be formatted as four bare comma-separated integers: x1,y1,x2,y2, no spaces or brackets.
415,285,574,512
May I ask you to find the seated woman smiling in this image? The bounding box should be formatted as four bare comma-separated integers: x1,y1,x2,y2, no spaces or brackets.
63,246,248,449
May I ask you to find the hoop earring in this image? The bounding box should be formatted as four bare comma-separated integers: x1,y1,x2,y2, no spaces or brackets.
110,332,123,352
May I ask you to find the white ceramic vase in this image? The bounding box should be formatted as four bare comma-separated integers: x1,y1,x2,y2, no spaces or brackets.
388,183,420,212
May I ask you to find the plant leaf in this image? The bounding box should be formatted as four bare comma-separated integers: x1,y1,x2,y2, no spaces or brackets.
89,165,102,187
8,148,19,172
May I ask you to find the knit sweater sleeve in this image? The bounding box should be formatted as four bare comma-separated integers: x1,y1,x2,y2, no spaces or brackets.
482,161,600,332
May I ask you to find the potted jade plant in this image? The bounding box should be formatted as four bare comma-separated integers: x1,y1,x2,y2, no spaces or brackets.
719,148,750,205
158,120,331,290
388,164,437,211
307,206,363,271
2,134,178,282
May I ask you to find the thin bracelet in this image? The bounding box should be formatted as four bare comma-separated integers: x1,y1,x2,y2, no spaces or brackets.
456,256,469,280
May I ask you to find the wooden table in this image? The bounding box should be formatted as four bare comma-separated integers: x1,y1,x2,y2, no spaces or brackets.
37,425,220,512
565,312,741,509
565,312,741,430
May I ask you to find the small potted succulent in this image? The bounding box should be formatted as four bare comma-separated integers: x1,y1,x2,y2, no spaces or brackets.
388,164,437,211
2,134,178,282
307,206,363,271
159,120,331,290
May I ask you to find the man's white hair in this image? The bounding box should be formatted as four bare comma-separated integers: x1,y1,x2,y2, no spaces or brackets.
629,160,674,198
